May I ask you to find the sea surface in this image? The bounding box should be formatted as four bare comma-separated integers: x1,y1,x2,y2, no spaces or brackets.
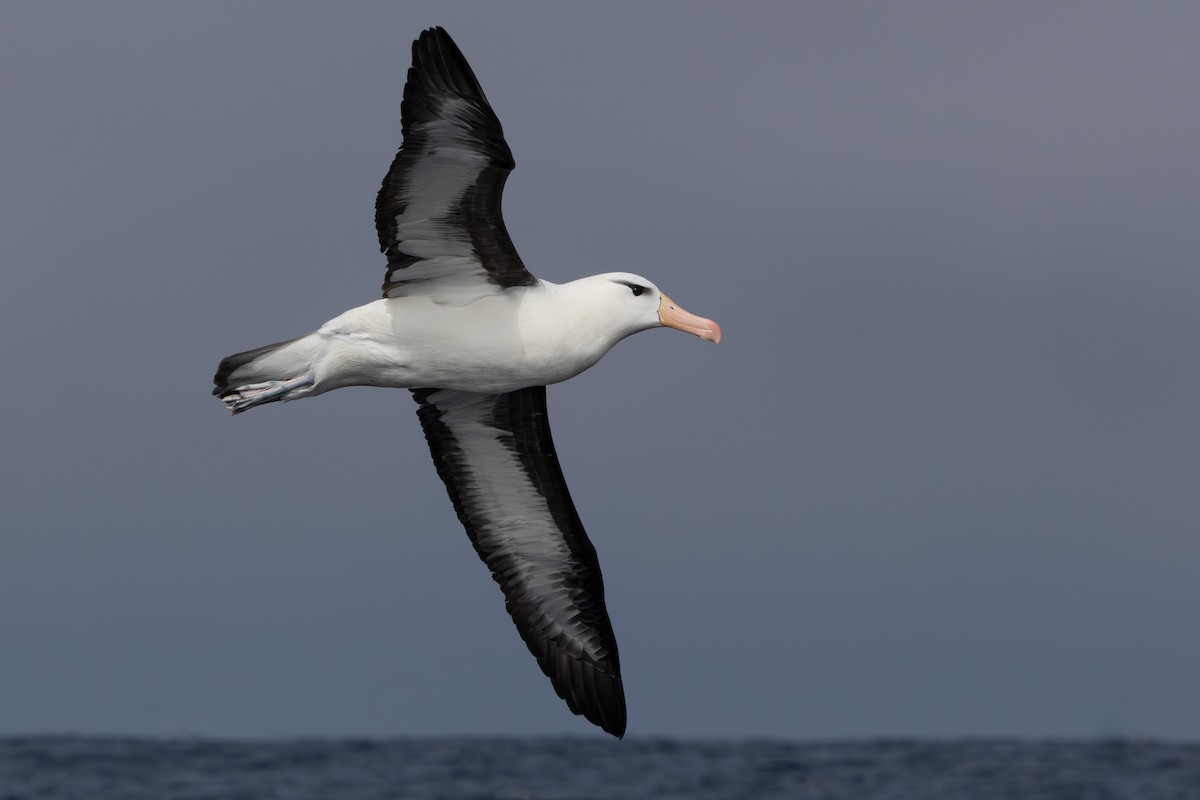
2,736,1198,800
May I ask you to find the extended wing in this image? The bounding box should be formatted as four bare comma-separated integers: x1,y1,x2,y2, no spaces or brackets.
376,28,536,302
412,386,627,737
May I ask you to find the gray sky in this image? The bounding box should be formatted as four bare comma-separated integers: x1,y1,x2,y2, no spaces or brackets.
2,2,1198,740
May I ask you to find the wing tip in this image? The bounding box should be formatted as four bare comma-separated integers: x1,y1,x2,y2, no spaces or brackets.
409,26,485,99
588,677,628,739
600,696,628,739
595,667,628,739
544,648,627,738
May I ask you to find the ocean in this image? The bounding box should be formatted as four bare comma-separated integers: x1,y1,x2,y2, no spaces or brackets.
2,736,1197,799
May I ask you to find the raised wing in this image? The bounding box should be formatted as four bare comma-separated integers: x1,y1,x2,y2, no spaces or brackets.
376,28,536,300
412,386,627,737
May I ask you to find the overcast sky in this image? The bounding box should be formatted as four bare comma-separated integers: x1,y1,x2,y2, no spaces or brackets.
2,2,1198,740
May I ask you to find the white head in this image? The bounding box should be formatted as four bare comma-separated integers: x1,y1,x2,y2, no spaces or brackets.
568,272,723,345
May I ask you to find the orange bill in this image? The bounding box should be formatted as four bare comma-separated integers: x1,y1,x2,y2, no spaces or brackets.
658,293,722,343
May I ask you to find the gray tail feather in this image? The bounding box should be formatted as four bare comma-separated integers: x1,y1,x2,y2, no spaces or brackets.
212,336,302,398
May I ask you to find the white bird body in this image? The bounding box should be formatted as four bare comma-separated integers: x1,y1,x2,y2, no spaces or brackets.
237,273,671,403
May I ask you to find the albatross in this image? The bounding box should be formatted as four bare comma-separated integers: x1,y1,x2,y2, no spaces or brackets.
213,27,720,738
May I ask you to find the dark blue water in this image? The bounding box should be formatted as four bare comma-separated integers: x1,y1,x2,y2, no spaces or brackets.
2,736,1198,799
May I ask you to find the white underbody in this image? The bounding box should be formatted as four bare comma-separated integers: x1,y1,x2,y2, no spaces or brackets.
319,288,615,393
233,277,658,405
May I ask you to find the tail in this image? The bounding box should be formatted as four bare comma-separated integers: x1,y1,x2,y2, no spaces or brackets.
213,334,322,414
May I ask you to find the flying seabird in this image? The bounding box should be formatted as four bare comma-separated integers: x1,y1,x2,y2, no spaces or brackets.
213,27,721,738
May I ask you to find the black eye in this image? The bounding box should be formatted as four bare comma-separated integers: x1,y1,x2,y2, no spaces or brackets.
628,284,645,297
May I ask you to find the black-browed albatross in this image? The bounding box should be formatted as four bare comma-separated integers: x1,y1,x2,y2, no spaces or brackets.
213,27,720,738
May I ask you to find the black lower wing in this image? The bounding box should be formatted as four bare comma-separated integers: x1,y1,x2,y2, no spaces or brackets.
412,386,626,737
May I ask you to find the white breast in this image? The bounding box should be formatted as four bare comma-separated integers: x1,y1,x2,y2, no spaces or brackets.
313,283,623,394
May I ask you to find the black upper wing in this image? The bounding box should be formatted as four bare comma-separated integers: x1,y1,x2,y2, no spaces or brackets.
412,386,627,737
375,28,536,298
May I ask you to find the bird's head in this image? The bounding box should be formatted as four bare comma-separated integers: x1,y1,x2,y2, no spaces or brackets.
584,272,722,344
